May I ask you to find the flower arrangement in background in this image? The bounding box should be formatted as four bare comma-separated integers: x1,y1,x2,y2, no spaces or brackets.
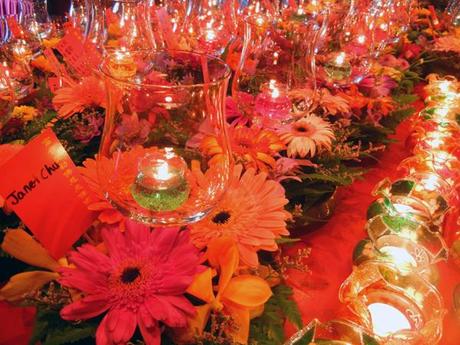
0,1,459,345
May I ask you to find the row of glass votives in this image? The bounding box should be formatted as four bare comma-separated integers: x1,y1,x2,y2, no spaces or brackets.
284,76,460,345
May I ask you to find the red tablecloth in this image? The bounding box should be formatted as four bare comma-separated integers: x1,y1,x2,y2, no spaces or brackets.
1,118,459,344
285,118,460,344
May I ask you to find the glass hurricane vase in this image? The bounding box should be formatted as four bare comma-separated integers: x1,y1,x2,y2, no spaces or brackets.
232,0,324,125
99,50,232,226
313,1,376,88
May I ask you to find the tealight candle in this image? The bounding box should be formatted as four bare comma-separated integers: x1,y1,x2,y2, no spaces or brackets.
108,49,137,79
131,149,190,211
254,79,292,122
379,246,417,271
367,302,411,337
11,39,33,62
339,262,444,344
324,52,352,82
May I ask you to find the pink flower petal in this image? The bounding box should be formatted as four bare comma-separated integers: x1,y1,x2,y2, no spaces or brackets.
60,294,110,320
144,296,189,328
138,314,161,345
96,314,110,345
106,308,137,344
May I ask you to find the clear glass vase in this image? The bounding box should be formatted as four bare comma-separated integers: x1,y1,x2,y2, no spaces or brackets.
0,63,15,127
87,0,157,52
232,0,324,126
185,0,238,56
19,0,53,41
99,50,232,226
0,17,34,100
313,1,376,87
146,0,190,50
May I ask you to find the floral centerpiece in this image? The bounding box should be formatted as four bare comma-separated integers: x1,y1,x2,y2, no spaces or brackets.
0,1,458,344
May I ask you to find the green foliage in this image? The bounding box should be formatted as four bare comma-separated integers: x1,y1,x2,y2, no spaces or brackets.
249,284,302,345
380,107,416,131
30,307,98,345
276,237,301,245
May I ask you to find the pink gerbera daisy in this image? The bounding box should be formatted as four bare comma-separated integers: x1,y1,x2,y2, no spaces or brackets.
189,165,290,267
59,221,200,345
279,115,335,158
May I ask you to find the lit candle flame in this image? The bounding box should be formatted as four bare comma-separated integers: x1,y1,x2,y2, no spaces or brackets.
153,161,173,181
368,303,411,337
420,174,439,192
269,79,280,98
380,246,417,271
335,52,346,66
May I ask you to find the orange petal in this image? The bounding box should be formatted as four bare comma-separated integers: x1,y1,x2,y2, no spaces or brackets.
0,271,59,301
186,268,215,304
207,237,239,296
2,229,60,271
249,304,265,319
225,303,250,344
222,275,272,308
188,304,212,337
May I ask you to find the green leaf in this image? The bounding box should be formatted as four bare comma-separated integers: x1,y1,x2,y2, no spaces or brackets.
298,173,352,185
249,284,303,345
30,306,98,345
43,326,96,345
392,94,418,106
276,237,301,245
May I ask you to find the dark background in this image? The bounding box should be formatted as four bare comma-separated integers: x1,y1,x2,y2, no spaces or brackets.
47,0,72,17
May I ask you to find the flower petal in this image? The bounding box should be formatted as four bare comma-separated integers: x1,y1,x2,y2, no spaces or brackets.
186,268,215,303
144,295,190,328
138,314,161,345
1,229,60,271
60,294,110,320
225,303,250,344
0,271,58,301
207,237,239,296
96,314,110,345
186,304,212,337
222,275,272,308
107,308,137,344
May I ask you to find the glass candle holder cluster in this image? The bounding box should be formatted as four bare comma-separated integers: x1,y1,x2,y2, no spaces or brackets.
341,75,460,344
286,76,458,345
339,261,445,345
285,319,380,345
99,50,232,226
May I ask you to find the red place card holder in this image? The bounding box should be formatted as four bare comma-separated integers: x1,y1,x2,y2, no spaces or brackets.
0,129,97,259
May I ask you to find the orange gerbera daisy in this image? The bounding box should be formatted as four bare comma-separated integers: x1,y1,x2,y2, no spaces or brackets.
337,85,369,111
279,115,335,158
78,156,126,225
52,76,106,119
79,147,161,225
367,96,396,120
201,125,285,172
318,88,350,115
189,165,290,267
31,55,53,73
